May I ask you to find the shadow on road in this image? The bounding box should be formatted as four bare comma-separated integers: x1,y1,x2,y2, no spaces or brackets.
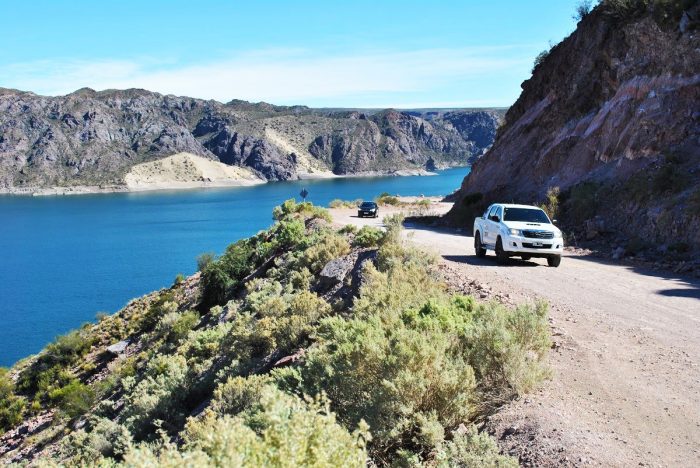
656,288,700,299
560,254,700,301
442,254,541,268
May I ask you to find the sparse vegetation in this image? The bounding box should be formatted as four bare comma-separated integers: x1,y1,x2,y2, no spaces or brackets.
539,186,561,220
196,252,216,272
573,0,594,21
352,225,385,247
2,201,550,466
376,192,401,206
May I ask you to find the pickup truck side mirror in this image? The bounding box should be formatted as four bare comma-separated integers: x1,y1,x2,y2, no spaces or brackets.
552,219,558,224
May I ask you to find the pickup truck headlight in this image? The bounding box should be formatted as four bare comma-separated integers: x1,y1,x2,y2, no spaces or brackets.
508,228,522,236
554,230,563,238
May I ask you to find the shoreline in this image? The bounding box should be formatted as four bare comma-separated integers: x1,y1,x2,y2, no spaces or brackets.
0,167,452,197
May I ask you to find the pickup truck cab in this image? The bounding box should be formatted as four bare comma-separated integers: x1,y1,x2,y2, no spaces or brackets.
473,203,563,267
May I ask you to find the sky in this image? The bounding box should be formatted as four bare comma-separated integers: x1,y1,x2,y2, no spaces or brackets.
0,0,582,108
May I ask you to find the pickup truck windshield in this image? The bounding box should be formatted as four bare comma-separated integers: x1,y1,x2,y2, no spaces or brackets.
360,202,376,209
503,208,550,223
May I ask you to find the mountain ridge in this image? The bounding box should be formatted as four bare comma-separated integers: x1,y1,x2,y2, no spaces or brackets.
447,0,700,251
0,87,503,192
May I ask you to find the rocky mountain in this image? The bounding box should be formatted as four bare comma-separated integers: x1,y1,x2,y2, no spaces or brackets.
0,88,503,191
448,0,700,252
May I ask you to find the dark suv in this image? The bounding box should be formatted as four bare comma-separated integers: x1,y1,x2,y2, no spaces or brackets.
357,201,378,218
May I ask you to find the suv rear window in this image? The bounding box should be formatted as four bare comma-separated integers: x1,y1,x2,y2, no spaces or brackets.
503,208,550,223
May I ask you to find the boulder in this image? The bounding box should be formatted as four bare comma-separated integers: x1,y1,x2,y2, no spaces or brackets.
106,340,129,355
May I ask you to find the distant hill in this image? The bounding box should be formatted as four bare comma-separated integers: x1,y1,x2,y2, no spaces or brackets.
448,0,700,252
0,88,504,192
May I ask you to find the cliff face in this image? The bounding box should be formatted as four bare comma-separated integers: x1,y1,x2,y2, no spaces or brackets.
448,2,700,250
0,88,503,190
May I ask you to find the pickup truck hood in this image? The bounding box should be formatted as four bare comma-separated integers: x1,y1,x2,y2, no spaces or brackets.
503,221,557,232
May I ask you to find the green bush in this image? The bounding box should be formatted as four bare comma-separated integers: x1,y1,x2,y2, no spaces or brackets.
573,0,594,21
329,199,358,209
376,193,401,206
436,425,518,467
154,310,200,345
196,252,216,272
0,368,26,432
539,186,560,220
16,329,94,396
123,386,367,467
532,48,551,72
272,199,331,223
211,374,271,416
352,225,384,247
301,233,351,273
120,354,190,437
338,224,358,234
59,416,133,464
49,379,95,419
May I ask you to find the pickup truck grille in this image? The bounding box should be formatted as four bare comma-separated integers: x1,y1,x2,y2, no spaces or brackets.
522,230,554,239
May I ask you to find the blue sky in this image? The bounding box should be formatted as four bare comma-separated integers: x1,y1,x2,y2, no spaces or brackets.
0,0,582,107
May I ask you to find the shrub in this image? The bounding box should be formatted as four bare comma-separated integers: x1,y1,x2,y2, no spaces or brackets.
173,273,185,285
532,48,551,72
338,224,358,235
301,233,351,273
49,379,95,419
0,368,26,432
59,416,133,464
155,310,200,345
16,329,93,396
376,193,401,206
329,199,358,209
298,310,476,460
352,226,384,248
573,0,594,21
436,425,518,467
539,186,560,220
272,199,331,223
44,330,93,368
211,375,271,416
121,354,190,437
122,386,368,467
196,252,216,272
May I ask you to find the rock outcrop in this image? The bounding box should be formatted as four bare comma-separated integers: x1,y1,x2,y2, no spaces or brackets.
448,1,700,250
0,88,503,191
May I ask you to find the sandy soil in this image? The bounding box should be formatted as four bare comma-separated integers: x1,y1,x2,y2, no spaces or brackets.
330,201,700,467
123,152,265,191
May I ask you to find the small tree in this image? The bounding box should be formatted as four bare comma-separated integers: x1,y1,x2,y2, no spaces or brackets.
573,0,594,21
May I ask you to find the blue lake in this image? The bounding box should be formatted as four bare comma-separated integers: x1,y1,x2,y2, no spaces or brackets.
0,167,468,366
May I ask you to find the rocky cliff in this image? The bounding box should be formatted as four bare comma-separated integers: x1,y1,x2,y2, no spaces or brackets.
0,88,503,191
448,0,700,251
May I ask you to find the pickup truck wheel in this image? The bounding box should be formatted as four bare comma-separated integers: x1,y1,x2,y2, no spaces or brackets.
474,233,486,258
547,255,562,267
495,237,508,263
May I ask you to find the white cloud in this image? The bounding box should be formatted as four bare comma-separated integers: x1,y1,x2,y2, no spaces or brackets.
0,46,535,107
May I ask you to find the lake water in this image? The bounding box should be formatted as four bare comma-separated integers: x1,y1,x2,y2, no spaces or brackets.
0,167,468,366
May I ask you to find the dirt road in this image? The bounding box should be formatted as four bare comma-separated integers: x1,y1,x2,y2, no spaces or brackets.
331,201,700,467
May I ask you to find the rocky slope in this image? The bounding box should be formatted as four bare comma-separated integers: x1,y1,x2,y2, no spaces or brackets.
448,1,700,251
0,88,503,192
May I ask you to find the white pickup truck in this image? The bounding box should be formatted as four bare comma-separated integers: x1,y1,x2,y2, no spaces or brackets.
473,203,564,267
